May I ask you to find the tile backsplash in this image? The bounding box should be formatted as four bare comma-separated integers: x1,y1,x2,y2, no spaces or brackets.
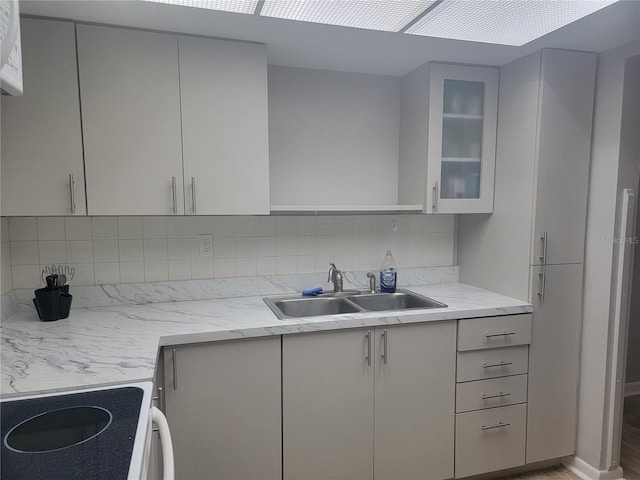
0,214,455,291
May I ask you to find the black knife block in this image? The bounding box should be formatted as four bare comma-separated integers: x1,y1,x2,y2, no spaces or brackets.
33,286,72,322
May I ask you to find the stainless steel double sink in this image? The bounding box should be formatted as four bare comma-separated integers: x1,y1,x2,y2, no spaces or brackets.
264,289,447,320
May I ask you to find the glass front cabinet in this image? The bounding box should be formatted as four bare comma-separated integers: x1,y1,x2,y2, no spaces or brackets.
426,64,498,213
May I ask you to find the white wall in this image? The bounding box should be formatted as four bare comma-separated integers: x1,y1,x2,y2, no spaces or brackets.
621,55,640,385
1,214,455,289
577,39,640,471
268,66,401,206
1,218,11,293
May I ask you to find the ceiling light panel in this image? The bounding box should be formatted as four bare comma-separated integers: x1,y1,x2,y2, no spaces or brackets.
405,0,619,46
144,0,259,15
261,0,437,32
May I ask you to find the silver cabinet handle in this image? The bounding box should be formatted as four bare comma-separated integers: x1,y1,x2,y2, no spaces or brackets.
481,392,511,400
483,361,513,368
171,176,177,214
432,181,439,212
539,231,548,264
152,391,162,431
485,331,516,338
191,177,197,214
172,349,177,390
538,268,546,300
381,329,388,364
366,330,372,366
481,421,511,431
157,386,164,412
68,174,76,214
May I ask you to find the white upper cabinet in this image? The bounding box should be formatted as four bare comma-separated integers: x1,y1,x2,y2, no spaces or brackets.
178,36,270,215
399,63,498,214
530,50,596,266
77,25,184,215
1,19,86,216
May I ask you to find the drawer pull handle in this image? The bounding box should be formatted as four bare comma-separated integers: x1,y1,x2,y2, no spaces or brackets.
485,331,516,338
481,392,511,400
483,361,513,368
481,421,511,431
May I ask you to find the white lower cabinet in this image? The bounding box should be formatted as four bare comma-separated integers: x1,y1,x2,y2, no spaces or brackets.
283,322,457,480
456,374,528,413
455,315,531,478
156,315,535,480
455,404,527,478
527,263,583,463
163,337,282,480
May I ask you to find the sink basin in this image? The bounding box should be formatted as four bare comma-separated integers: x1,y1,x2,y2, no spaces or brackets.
347,290,447,311
267,296,360,319
264,289,446,319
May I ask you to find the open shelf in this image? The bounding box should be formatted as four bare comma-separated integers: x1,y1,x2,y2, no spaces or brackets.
270,204,424,214
442,157,482,163
443,113,483,120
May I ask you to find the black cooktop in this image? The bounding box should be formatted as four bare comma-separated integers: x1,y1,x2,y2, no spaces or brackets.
1,387,144,480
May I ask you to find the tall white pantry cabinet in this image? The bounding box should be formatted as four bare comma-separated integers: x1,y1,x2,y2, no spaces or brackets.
458,49,597,463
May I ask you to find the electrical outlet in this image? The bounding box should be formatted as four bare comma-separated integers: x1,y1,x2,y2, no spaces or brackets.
199,234,213,257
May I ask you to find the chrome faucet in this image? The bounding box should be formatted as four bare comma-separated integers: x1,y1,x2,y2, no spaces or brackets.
366,272,377,294
328,262,344,293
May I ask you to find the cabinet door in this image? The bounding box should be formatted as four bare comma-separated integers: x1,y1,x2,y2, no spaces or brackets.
427,63,498,214
178,36,269,215
1,19,86,216
77,25,184,215
527,263,583,463
531,50,596,265
374,322,456,480
163,338,282,480
283,329,374,480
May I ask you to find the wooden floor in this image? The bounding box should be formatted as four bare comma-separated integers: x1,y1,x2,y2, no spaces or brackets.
497,465,579,479
492,396,640,479
620,395,640,479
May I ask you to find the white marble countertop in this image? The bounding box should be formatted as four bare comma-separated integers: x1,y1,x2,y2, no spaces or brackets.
1,280,531,397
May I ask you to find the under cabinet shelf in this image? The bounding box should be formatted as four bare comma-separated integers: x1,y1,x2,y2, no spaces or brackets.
442,157,482,163
443,113,483,120
270,204,424,214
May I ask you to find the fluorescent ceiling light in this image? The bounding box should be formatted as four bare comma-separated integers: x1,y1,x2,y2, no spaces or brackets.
145,0,259,15
144,0,620,46
260,0,437,32
405,0,619,46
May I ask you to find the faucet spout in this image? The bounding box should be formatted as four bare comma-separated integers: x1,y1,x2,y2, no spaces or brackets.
328,262,344,293
366,272,377,294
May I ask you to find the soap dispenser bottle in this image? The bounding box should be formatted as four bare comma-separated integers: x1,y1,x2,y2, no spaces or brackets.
379,250,397,293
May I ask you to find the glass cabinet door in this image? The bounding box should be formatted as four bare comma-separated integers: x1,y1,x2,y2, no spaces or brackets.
441,79,484,199
427,64,498,214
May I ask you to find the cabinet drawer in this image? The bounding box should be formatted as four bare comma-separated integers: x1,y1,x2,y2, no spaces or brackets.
458,314,532,351
455,404,526,478
457,346,529,382
456,374,528,413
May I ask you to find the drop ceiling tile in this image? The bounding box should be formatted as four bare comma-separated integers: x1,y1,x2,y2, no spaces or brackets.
405,0,618,46
261,0,437,32
145,0,259,15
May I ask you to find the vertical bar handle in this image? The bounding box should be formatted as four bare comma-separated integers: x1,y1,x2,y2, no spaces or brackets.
381,329,388,364
366,330,371,366
432,182,439,212
158,386,164,412
538,268,546,301
539,231,548,264
68,174,76,214
191,177,197,214
172,348,177,390
171,177,177,214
